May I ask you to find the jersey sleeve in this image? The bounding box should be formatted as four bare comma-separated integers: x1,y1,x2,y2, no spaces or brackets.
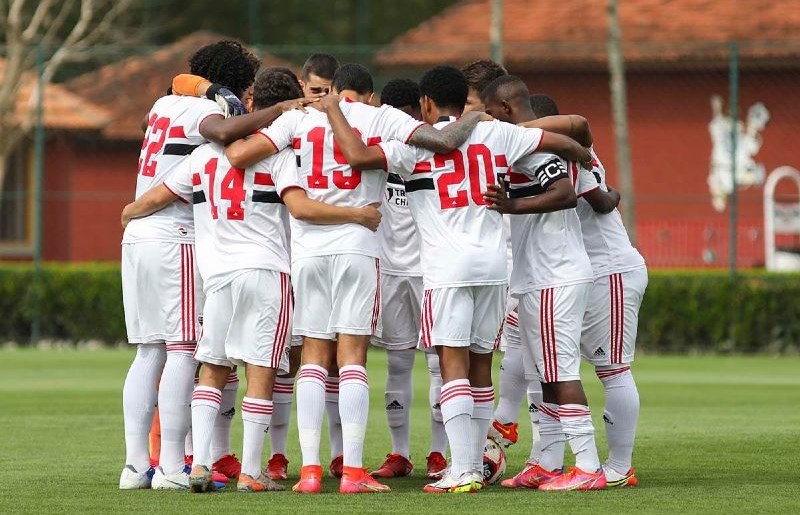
269,149,303,196
378,140,423,179
532,154,570,190
163,158,193,203
573,161,601,197
184,98,225,141
500,122,544,166
258,110,301,151
377,105,426,143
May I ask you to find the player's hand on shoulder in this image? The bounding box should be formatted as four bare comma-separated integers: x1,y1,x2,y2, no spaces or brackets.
277,97,319,114
483,181,514,214
357,203,382,232
317,94,341,112
479,112,494,122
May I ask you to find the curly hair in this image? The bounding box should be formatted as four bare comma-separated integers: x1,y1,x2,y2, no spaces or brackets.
262,66,302,90
419,65,468,111
189,40,260,98
380,78,420,110
461,59,507,94
252,71,303,110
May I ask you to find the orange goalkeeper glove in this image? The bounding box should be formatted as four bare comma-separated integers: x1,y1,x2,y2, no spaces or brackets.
172,74,210,97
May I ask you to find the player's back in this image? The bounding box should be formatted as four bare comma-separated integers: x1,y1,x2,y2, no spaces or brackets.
574,150,645,277
123,95,223,244
380,174,421,276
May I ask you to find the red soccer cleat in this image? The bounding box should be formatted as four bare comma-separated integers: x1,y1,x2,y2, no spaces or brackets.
426,452,447,479
487,420,519,447
292,465,323,494
605,466,638,487
500,463,562,489
538,466,607,491
329,455,343,478
212,454,241,483
266,453,289,481
371,453,413,478
340,466,391,493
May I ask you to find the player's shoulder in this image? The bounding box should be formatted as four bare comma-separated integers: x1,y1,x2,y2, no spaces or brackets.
190,141,225,165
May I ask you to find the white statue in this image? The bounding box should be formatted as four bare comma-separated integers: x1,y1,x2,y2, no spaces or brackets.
707,95,770,212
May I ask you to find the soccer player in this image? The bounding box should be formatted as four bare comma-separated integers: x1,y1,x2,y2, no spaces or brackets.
221,63,484,494
121,70,382,492
481,75,606,491
367,78,447,480
461,59,507,113
321,65,591,493
300,53,339,96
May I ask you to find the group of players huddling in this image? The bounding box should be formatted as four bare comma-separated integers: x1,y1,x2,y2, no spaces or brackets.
118,40,647,495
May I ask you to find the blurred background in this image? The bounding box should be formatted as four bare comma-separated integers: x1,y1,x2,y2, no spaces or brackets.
1,0,799,348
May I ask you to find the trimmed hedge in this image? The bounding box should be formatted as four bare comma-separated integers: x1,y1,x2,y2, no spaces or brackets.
1,264,799,353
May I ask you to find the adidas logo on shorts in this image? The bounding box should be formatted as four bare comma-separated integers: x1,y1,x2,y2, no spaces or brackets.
528,403,538,413
220,407,236,420
594,347,606,358
386,400,404,411
603,414,613,425
432,403,441,411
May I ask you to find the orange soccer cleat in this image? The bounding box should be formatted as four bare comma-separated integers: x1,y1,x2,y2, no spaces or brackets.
237,472,285,492
371,453,413,478
339,466,391,493
500,463,562,489
292,465,323,494
329,455,344,478
487,420,519,447
426,452,447,479
266,453,289,481
538,466,607,491
604,466,638,488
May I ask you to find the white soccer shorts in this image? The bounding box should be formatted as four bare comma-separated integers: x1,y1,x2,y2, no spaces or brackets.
498,296,521,352
122,241,198,344
372,274,423,350
291,254,380,340
419,284,506,354
195,269,291,373
518,282,591,382
581,267,648,366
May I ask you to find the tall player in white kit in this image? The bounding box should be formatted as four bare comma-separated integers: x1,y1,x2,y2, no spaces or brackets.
223,63,484,494
482,75,606,491
324,65,592,493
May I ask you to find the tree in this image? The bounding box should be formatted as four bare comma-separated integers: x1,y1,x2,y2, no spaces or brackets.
0,0,137,193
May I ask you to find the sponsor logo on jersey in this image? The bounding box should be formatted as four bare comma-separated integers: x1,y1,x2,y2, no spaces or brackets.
386,400,404,411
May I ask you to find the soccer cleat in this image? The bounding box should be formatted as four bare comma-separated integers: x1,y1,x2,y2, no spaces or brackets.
426,452,447,479
329,455,343,478
189,465,216,493
371,453,413,478
500,462,562,489
237,472,285,492
487,420,519,447
266,453,289,481
604,466,638,487
151,466,189,490
538,466,607,491
213,454,241,483
292,465,323,494
339,467,391,493
423,470,483,493
119,465,152,490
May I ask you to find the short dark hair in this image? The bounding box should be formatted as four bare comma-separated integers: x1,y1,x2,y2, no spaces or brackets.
189,40,260,98
263,66,302,90
419,65,469,111
461,59,507,93
332,63,374,95
252,71,303,110
481,74,529,107
530,94,560,117
380,78,420,110
302,53,339,81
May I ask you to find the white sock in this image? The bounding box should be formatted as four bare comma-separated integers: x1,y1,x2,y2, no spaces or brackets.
190,386,222,469
526,382,544,464
471,386,495,470
385,349,415,458
296,365,327,467
440,379,474,477
494,345,527,424
211,370,238,462
339,365,370,468
158,345,197,474
537,402,565,472
426,352,448,455
270,376,295,456
241,397,272,478
559,404,601,472
597,366,639,474
123,343,166,472
325,376,343,459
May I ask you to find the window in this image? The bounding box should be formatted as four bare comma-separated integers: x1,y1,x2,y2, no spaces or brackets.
0,142,33,254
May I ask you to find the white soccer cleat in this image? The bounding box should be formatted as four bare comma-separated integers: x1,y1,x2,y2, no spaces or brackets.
151,466,189,490
423,470,483,493
119,465,152,490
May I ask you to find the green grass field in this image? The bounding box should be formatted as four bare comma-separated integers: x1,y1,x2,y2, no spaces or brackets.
1,349,798,514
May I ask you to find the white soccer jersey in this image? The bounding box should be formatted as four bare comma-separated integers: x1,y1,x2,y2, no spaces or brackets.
507,153,594,296
259,99,424,261
380,174,421,276
573,149,646,277
379,119,543,289
123,95,224,244
164,144,298,293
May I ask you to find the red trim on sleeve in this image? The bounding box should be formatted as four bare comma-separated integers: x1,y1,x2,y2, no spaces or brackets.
164,183,189,204
254,131,281,152
292,137,301,149
577,185,600,198
367,136,382,146
404,122,426,144
375,144,389,171
254,172,275,186
412,161,432,174
494,154,508,167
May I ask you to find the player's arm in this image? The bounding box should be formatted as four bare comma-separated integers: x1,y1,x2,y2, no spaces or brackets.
484,177,576,215
407,110,487,153
518,115,592,147
583,184,620,214
320,95,387,170
536,131,592,167
121,184,181,228
224,134,280,168
281,188,382,231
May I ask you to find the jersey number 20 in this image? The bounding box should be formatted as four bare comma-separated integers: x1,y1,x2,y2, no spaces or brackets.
435,144,496,209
